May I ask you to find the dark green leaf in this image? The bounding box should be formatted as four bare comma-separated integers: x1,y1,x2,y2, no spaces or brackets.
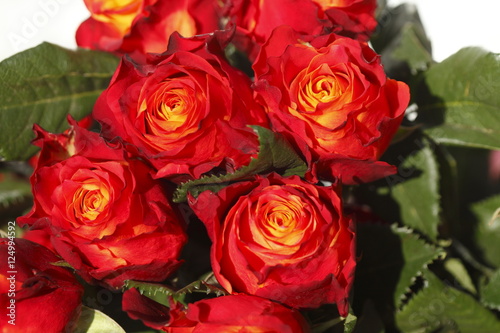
353,224,444,329
123,281,174,307
0,43,119,161
389,137,441,241
123,278,228,307
174,279,228,298
416,47,500,150
471,194,500,268
434,144,459,241
123,280,174,295
173,126,307,202
392,226,446,307
396,270,500,332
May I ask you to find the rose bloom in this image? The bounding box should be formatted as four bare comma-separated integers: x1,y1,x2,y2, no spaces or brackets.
17,120,187,288
76,0,221,56
253,26,410,184
94,33,266,181
222,0,377,60
189,173,355,316
163,295,311,332
0,239,84,333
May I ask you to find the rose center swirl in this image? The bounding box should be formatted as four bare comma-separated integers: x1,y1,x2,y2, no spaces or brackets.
138,78,203,142
295,64,349,113
72,179,110,223
237,186,319,259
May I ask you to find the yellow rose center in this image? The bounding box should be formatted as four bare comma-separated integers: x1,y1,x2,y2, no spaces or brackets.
150,88,189,133
138,77,203,148
310,75,342,102
297,63,349,113
250,186,316,256
72,179,110,223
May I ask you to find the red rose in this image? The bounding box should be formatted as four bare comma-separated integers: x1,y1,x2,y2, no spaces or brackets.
76,0,221,56
93,33,267,181
17,120,187,288
163,295,310,332
0,239,84,333
222,0,377,61
189,173,355,316
253,26,410,183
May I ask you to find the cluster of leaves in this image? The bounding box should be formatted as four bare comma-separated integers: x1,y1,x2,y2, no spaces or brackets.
1,1,500,332
349,2,500,332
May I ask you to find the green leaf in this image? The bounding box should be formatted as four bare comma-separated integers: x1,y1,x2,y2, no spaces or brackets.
480,269,500,310
434,144,459,241
392,226,446,307
388,136,441,241
123,281,175,307
0,42,119,161
123,278,228,306
0,171,31,209
372,3,432,79
173,126,307,202
471,194,500,268
74,305,126,333
396,270,500,332
353,224,445,323
392,22,433,73
416,47,500,150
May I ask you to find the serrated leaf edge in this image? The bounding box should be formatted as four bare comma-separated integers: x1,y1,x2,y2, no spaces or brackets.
391,224,447,308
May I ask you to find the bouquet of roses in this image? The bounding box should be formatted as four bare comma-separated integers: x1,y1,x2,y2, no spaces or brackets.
2,0,500,332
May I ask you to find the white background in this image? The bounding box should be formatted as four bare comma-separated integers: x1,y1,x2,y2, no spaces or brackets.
0,0,499,62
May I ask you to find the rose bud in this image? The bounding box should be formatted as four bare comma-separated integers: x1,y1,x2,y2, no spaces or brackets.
76,0,221,56
189,173,355,316
253,26,410,184
163,294,311,332
17,120,187,289
0,239,84,333
93,33,267,181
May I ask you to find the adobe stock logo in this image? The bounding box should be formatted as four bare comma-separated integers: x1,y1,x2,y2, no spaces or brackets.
8,0,70,51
